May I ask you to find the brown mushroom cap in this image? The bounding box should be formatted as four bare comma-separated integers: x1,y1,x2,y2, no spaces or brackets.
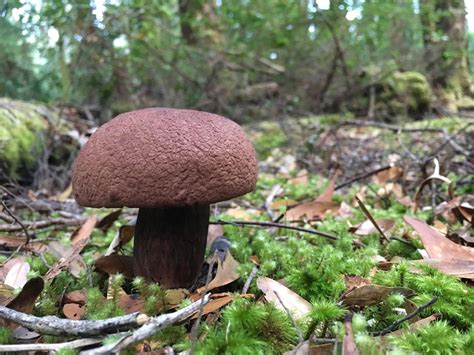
72,108,258,208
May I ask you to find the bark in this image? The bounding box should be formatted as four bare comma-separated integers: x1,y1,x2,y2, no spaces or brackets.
420,0,471,111
133,205,209,288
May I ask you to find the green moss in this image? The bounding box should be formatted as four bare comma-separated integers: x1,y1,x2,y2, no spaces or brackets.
0,99,47,178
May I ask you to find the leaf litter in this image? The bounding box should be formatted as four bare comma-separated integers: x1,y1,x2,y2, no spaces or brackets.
0,117,472,353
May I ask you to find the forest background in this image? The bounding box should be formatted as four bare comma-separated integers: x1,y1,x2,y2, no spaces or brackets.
2,0,474,124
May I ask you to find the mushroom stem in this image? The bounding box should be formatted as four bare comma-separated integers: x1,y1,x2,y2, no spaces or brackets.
133,205,210,288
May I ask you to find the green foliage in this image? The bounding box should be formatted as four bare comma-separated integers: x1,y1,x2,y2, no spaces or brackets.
85,285,124,320
132,277,167,315
304,300,345,338
389,321,467,354
197,298,297,354
0,327,13,344
57,348,79,355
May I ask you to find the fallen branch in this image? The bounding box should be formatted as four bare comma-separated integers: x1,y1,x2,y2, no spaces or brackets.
210,220,338,240
335,165,393,191
0,306,149,336
0,337,102,353
0,216,86,233
371,297,438,336
82,294,211,354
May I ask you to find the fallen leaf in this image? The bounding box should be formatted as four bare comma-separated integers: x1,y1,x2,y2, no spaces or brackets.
197,252,240,293
404,216,474,259
63,289,87,305
257,276,311,320
373,165,403,185
192,294,234,318
0,284,15,305
48,241,87,278
270,199,298,209
13,326,40,340
284,200,340,222
207,224,224,246
45,215,97,282
0,236,47,252
4,261,30,289
290,169,309,185
63,303,85,320
420,259,474,279
0,256,26,283
350,219,395,236
317,172,340,202
341,285,414,307
96,209,122,233
104,224,135,256
95,254,135,278
383,314,437,339
1,277,45,329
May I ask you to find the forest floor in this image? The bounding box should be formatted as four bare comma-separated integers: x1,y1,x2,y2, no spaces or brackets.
0,114,473,354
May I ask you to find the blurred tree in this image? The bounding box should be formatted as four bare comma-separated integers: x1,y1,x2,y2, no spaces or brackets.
420,0,472,112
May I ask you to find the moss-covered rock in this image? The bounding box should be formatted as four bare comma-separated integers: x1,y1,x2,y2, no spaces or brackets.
0,98,50,180
382,71,433,119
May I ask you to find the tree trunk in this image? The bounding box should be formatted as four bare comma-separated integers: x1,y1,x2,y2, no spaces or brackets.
420,0,471,112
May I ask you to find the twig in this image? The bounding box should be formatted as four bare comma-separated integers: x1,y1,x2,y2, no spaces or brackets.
354,195,390,242
190,254,217,355
210,220,338,240
1,200,31,243
0,337,102,353
0,216,85,233
274,290,303,343
83,294,211,354
371,297,437,336
242,265,259,294
0,211,14,223
335,165,393,190
0,306,149,336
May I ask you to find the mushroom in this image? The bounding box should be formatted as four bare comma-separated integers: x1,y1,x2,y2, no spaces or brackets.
72,108,258,288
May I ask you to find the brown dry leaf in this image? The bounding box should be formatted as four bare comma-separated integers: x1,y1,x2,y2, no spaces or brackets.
338,201,353,218
317,172,340,202
48,241,86,278
119,293,144,314
0,236,47,252
257,276,311,320
290,169,309,185
270,198,298,209
377,183,403,199
45,215,97,282
285,200,340,222
95,254,135,278
343,314,360,355
350,219,395,236
197,253,240,293
63,303,85,320
285,341,333,355
226,206,260,220
0,284,15,306
404,216,474,260
96,209,122,233
191,294,234,319
421,259,474,279
0,256,26,282
344,275,371,289
4,261,30,289
63,289,87,305
105,224,135,256
1,277,44,329
207,224,224,246
341,285,414,307
373,165,403,185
